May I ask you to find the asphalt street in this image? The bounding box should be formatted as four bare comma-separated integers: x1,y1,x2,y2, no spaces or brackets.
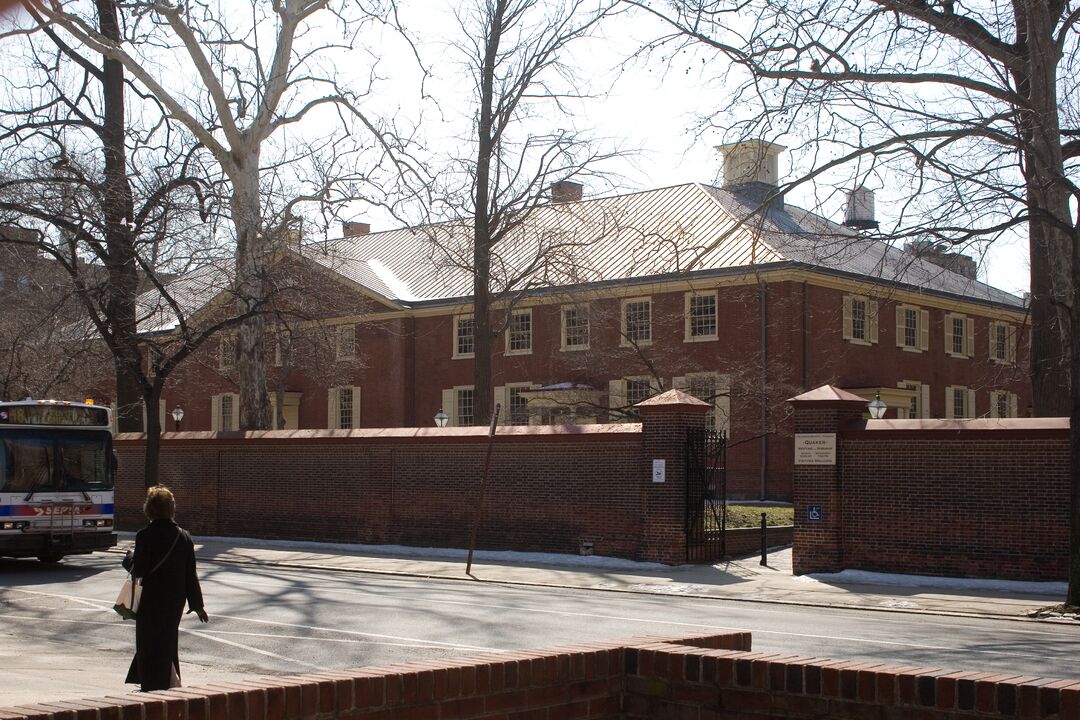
2,552,1079,708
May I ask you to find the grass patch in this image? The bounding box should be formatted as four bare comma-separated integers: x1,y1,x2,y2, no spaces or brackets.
709,504,794,529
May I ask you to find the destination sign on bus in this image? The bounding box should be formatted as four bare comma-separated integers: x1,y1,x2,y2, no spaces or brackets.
0,404,110,427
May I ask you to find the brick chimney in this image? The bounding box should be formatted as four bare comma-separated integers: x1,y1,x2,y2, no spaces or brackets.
342,221,370,238
905,240,978,280
550,180,583,203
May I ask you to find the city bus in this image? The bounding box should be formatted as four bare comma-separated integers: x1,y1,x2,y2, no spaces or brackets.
0,399,117,562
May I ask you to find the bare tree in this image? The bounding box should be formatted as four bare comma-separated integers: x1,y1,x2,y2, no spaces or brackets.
0,0,268,485
629,0,1079,604
27,0,415,430
431,0,617,425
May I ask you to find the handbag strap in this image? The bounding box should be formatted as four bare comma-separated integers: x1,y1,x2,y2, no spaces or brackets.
143,528,182,578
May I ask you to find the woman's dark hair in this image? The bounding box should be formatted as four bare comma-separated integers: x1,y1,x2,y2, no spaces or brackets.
144,485,176,521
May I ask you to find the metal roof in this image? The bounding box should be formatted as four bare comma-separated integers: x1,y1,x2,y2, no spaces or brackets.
138,182,1023,333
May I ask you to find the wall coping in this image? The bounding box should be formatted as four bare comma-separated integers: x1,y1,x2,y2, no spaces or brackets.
115,423,643,445
839,417,1069,438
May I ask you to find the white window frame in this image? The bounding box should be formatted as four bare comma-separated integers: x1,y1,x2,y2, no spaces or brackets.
944,385,976,419
895,304,929,352
621,297,652,347
989,321,1017,365
211,393,240,431
608,376,660,421
453,315,475,359
944,312,974,358
441,385,476,427
673,372,731,433
327,386,361,429
494,382,539,426
842,294,878,345
335,325,356,361
896,380,931,419
989,390,1018,418
684,291,718,342
505,308,533,356
560,304,590,351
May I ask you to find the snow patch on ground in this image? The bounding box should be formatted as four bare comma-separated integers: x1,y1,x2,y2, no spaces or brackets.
152,534,673,571
801,568,1067,597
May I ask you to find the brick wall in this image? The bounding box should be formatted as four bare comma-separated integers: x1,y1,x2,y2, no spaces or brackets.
115,396,709,565
790,388,1070,580
4,631,1074,720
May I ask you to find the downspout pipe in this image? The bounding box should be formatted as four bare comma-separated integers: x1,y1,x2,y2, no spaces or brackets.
759,282,768,501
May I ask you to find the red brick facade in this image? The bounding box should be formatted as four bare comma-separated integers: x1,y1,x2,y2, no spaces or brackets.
4,631,1075,720
789,388,1069,581
156,267,1029,502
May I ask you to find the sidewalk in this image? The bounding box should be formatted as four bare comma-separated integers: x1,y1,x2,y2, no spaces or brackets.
115,535,1075,623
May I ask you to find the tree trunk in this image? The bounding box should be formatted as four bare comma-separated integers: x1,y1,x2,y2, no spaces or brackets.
96,0,143,433
142,385,162,489
231,161,271,431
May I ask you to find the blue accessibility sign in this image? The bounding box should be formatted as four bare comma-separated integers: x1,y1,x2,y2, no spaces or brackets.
807,505,823,522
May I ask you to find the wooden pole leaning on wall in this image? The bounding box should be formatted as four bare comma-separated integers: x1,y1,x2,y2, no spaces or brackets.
466,403,501,577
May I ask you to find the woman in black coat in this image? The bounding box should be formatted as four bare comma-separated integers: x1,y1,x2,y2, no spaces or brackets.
122,485,208,691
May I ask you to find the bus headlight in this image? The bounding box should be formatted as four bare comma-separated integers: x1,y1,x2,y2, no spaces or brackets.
1,521,29,530
82,519,113,528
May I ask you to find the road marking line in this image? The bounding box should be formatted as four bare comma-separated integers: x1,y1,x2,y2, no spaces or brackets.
182,629,324,670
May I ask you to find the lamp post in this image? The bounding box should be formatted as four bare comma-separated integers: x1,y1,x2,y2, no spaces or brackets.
171,406,184,432
867,393,887,419
434,409,448,428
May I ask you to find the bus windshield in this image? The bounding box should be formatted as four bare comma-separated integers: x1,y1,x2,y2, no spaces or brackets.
0,430,113,494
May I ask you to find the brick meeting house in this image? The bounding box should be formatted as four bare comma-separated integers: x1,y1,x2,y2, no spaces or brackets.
141,141,1029,500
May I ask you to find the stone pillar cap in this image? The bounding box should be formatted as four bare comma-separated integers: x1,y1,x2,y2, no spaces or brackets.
636,388,711,411
787,385,868,404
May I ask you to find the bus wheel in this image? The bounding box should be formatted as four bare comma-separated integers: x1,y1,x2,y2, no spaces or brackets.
37,553,64,564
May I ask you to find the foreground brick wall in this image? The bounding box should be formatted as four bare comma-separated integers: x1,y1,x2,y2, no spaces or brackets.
4,632,1075,720
790,387,1070,580
115,396,710,565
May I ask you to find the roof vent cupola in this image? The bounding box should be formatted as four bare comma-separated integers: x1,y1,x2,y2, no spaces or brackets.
716,140,785,190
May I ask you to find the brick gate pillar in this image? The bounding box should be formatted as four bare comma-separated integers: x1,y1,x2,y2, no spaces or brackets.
787,386,868,574
637,390,711,564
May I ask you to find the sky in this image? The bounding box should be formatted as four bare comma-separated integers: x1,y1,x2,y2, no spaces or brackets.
356,1,1033,298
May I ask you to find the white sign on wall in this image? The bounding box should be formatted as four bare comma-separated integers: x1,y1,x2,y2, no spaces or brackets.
794,433,837,465
652,459,666,483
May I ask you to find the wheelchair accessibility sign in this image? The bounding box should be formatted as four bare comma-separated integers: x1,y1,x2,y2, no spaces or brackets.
807,505,823,522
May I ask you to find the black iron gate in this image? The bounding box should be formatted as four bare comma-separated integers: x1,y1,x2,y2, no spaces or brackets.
685,427,727,562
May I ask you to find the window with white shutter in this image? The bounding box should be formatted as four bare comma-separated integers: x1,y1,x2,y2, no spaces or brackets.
327,386,362,429
896,305,928,352
843,295,878,345
211,393,239,431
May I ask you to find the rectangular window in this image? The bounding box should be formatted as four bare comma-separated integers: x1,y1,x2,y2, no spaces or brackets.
990,390,1018,418
622,298,652,346
851,298,866,341
945,313,973,357
686,292,717,341
946,385,973,419
456,388,475,426
896,304,928,351
904,309,917,348
211,393,239,431
689,374,718,430
625,378,654,409
509,387,530,425
454,316,475,358
843,295,878,344
562,305,589,350
338,387,354,429
506,309,532,355
335,325,356,361
989,321,1016,364
898,381,928,419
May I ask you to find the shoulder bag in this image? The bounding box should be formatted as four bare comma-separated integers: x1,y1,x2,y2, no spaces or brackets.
113,529,182,620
